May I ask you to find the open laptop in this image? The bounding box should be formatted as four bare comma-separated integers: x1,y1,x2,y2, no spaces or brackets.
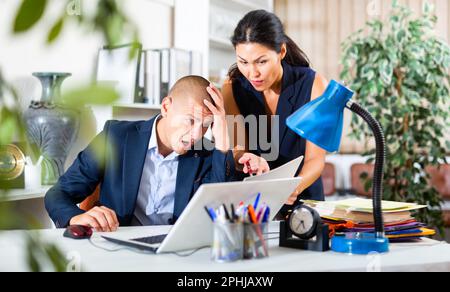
102,157,303,254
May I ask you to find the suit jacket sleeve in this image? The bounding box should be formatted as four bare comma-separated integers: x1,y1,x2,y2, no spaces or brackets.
44,121,111,228
202,150,236,184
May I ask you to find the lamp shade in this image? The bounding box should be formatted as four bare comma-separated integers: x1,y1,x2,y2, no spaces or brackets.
286,80,354,152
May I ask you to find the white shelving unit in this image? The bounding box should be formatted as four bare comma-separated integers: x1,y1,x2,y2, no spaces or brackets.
208,0,273,86
91,103,161,134
1,187,55,229
3,187,52,202
175,0,273,88
113,103,162,111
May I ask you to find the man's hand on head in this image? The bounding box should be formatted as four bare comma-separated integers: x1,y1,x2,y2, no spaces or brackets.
205,83,230,153
70,206,119,232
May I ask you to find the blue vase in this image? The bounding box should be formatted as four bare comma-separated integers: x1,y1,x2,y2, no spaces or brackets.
24,73,80,185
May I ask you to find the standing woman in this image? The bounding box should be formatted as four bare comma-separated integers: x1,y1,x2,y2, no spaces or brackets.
222,10,328,207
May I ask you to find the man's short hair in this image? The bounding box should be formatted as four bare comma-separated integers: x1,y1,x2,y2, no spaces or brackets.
168,75,214,106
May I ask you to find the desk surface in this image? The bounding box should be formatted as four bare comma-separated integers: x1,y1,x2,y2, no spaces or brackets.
1,224,450,272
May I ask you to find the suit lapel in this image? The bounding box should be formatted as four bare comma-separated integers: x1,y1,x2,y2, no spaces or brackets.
173,153,201,219
122,118,154,215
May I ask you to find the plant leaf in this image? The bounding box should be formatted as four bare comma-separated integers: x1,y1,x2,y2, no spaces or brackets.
13,0,47,33
47,16,65,44
61,85,120,108
0,114,17,145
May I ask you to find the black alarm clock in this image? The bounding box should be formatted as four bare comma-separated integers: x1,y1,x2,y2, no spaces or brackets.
279,203,329,252
288,204,321,239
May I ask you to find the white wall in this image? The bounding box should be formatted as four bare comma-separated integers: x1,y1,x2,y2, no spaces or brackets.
0,0,173,109
0,0,173,167
174,0,209,76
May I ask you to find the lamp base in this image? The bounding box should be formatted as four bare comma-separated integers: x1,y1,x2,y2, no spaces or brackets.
331,232,389,255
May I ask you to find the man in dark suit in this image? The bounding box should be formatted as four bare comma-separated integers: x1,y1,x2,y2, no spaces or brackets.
45,76,268,231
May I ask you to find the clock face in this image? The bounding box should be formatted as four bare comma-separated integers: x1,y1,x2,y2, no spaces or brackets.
289,206,318,240
0,145,25,181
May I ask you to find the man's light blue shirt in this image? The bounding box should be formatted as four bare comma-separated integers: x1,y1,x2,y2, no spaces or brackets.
133,116,180,226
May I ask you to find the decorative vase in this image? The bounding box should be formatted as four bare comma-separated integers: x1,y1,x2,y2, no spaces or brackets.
24,72,80,185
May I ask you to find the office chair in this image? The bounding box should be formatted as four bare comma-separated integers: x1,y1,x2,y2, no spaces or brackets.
80,185,101,211
323,162,337,197
350,163,374,198
426,164,450,227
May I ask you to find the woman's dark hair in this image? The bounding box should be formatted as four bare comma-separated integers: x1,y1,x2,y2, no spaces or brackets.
229,10,310,80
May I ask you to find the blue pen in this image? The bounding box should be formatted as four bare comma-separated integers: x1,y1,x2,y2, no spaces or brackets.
204,206,214,221
262,207,270,223
253,193,261,210
205,206,218,222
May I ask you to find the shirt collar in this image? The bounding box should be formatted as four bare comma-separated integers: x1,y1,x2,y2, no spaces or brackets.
148,115,180,159
148,115,161,150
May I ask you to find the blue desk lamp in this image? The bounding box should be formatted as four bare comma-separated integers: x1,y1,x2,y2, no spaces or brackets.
286,80,389,254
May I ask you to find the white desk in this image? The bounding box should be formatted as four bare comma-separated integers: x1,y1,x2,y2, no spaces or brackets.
1,223,450,272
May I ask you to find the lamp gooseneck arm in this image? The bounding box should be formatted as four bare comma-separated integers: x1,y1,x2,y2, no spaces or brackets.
347,100,386,235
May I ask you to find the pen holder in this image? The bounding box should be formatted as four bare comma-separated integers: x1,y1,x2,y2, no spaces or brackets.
243,223,269,259
211,222,244,263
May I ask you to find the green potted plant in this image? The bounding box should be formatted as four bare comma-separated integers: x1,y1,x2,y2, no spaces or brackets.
0,0,131,271
340,0,450,234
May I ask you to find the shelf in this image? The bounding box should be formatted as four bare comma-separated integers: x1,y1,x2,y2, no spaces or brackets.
2,186,52,202
113,103,162,110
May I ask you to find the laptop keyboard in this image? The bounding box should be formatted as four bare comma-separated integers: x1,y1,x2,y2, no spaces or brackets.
131,234,167,245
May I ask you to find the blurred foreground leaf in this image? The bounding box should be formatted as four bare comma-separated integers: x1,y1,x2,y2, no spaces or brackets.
13,0,47,33
62,85,120,108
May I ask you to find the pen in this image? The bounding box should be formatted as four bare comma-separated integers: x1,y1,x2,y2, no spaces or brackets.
253,193,261,210
256,204,266,223
248,205,258,224
262,207,270,223
204,206,217,222
230,203,237,223
236,201,243,213
248,205,268,256
222,204,231,222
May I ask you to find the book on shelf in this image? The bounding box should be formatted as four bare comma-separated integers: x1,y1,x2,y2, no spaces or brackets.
139,48,203,107
140,50,161,106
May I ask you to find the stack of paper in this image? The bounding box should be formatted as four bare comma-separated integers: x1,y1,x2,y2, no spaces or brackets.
304,198,436,242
